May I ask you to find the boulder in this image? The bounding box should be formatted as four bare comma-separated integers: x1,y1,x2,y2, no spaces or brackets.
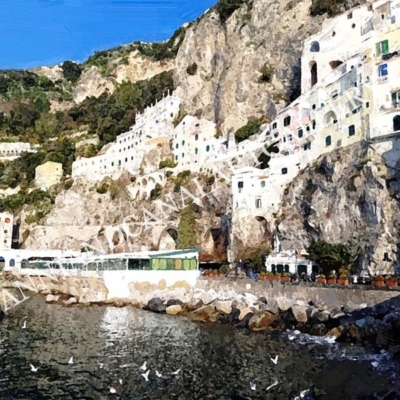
315,310,331,322
46,294,60,303
166,305,182,315
292,305,308,323
326,326,345,338
165,299,184,308
147,297,166,313
238,307,253,321
214,300,232,315
63,297,77,306
249,311,279,332
188,305,219,323
265,298,279,315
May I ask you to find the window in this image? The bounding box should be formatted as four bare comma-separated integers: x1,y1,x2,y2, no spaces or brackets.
125,158,128,162
332,31,336,37
326,135,332,146
310,41,320,52
195,148,198,155
118,160,121,166
347,12,352,19
298,129,303,138
156,120,159,124
349,125,355,136
312,120,316,130
176,143,179,149
282,168,288,175
283,115,291,126
331,90,338,99
175,155,178,161
256,199,262,208
195,123,200,128
9,259,15,267
376,40,389,56
272,122,277,129
366,101,370,108
306,125,310,132
312,104,316,110
261,180,265,187
111,162,114,167
383,252,390,261
182,153,184,158
238,181,244,188
195,134,199,140
352,23,356,28
206,145,210,152
182,140,185,146
310,62,317,86
170,113,173,117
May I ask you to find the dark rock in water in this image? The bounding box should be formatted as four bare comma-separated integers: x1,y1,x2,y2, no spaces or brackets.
249,311,280,332
147,298,166,313
165,299,184,308
280,308,298,328
234,312,254,329
310,323,327,336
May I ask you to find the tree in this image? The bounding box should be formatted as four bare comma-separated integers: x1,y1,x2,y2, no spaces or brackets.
307,241,361,275
62,61,82,83
177,200,198,249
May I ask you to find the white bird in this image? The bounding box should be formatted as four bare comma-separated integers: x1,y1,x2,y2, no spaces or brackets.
266,380,279,391
270,355,279,364
250,382,256,391
371,361,379,368
68,357,74,364
300,389,310,398
288,335,295,341
109,387,116,394
30,364,39,372
119,379,123,385
140,361,147,371
171,368,181,375
155,370,162,378
22,321,27,329
141,369,150,381
98,363,104,369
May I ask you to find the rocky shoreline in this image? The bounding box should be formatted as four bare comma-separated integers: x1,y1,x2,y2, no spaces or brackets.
40,286,400,356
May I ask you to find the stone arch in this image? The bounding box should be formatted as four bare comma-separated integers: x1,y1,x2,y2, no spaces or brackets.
202,227,229,261
329,60,343,70
310,61,318,86
158,227,178,250
323,110,338,125
310,41,320,52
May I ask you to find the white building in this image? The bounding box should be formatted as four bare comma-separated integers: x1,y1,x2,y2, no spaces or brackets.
72,94,182,181
0,212,13,252
0,142,37,161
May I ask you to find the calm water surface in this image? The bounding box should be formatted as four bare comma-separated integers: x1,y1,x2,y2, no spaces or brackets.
0,296,397,400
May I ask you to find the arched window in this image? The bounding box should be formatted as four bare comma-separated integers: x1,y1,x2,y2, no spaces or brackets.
9,259,15,267
310,62,318,86
394,115,400,131
310,41,320,52
195,148,198,155
206,145,210,152
118,160,121,166
195,134,199,140
326,135,332,146
182,140,185,146
261,181,265,187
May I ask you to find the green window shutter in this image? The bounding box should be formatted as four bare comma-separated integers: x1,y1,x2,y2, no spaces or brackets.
376,42,382,56
160,259,167,270
152,259,159,270
183,259,190,270
190,259,197,270
382,39,389,54
392,92,397,101
167,258,175,270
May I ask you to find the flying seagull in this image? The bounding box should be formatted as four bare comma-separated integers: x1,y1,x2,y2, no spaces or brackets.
266,380,279,391
171,368,181,375
140,361,147,371
109,387,116,394
155,370,163,378
30,364,39,372
270,355,279,364
250,382,256,391
141,370,150,381
68,357,74,364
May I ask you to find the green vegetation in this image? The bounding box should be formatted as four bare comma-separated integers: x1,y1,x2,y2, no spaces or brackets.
186,63,198,76
177,200,198,249
259,63,274,83
61,61,82,83
239,244,270,273
95,180,121,200
309,0,343,17
76,143,99,158
159,158,176,169
307,241,362,276
173,105,187,128
215,0,253,23
172,170,191,192
234,118,264,142
150,183,162,200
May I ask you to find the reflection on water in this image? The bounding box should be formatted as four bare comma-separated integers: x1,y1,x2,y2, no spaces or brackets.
0,295,395,399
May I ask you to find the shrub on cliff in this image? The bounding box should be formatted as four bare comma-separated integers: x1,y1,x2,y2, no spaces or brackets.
150,183,162,200
239,244,270,273
186,63,198,76
159,158,176,169
177,200,198,249
309,0,343,17
61,61,82,83
216,0,251,23
234,118,264,143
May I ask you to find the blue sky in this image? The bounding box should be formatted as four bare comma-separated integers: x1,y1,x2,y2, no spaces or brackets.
0,0,217,70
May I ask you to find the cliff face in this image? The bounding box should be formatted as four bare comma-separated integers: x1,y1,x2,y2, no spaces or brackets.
276,140,400,275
